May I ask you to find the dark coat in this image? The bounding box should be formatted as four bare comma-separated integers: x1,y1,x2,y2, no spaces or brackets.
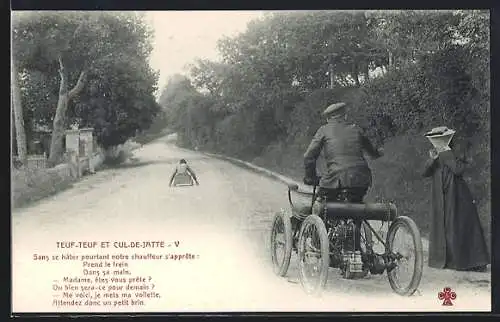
304,118,381,189
422,149,490,270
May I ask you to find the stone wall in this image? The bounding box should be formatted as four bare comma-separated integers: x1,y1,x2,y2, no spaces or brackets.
12,128,105,209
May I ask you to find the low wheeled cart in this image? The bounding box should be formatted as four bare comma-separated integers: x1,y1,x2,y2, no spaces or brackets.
171,173,194,187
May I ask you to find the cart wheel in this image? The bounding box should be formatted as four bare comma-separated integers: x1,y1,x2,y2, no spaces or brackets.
270,211,293,277
297,215,330,296
386,216,423,296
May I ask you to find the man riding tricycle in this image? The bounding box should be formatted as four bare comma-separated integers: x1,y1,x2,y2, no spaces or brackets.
270,102,423,296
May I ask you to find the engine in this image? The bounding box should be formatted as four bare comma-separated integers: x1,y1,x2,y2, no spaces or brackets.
327,219,365,279
327,220,343,267
327,219,356,265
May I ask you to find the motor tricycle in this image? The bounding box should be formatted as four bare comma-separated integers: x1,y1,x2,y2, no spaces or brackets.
270,180,423,296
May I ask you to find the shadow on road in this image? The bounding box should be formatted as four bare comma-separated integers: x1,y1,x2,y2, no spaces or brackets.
100,159,178,170
99,154,212,171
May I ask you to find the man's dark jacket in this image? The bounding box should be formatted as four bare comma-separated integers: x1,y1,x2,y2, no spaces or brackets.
303,118,381,189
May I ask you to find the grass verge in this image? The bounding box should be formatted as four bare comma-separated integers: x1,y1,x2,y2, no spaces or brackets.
12,165,76,209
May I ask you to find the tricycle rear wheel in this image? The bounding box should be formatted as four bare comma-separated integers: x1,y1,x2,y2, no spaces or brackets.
270,210,293,277
297,214,330,296
386,216,423,296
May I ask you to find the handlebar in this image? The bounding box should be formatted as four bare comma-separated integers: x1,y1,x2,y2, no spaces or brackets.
288,175,321,193
287,180,319,212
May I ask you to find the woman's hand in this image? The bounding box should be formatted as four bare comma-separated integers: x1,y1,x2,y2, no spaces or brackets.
429,148,438,160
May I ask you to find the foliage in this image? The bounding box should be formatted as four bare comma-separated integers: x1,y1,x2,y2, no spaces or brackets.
12,11,160,151
348,45,482,147
12,165,75,209
71,57,161,148
169,10,488,154
19,70,59,134
366,10,460,66
159,10,490,238
287,87,357,143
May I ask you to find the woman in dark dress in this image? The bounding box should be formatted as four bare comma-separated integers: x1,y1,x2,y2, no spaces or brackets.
422,126,489,272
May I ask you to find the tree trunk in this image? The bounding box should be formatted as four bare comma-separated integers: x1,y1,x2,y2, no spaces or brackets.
352,61,360,87
364,62,370,81
47,93,69,166
186,107,192,147
47,56,87,167
11,59,27,165
329,68,335,89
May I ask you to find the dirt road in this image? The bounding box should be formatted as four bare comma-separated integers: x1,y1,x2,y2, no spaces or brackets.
12,136,491,313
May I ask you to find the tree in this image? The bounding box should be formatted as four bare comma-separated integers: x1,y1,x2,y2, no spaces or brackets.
72,57,160,148
13,12,91,165
176,10,488,161
454,10,490,139
159,74,199,127
366,10,460,70
20,70,58,130
11,58,27,164
12,11,159,162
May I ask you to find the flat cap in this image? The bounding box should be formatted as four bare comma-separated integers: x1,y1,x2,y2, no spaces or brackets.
323,102,346,117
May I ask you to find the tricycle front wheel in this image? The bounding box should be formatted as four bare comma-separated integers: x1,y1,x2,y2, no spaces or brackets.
386,216,424,296
297,214,330,296
270,210,293,277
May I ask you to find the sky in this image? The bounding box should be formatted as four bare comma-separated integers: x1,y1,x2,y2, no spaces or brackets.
144,11,265,98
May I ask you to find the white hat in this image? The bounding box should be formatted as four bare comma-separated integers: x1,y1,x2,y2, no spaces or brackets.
424,126,456,149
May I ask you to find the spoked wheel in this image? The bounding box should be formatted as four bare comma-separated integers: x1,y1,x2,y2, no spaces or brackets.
270,211,293,277
386,216,423,296
297,215,330,295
